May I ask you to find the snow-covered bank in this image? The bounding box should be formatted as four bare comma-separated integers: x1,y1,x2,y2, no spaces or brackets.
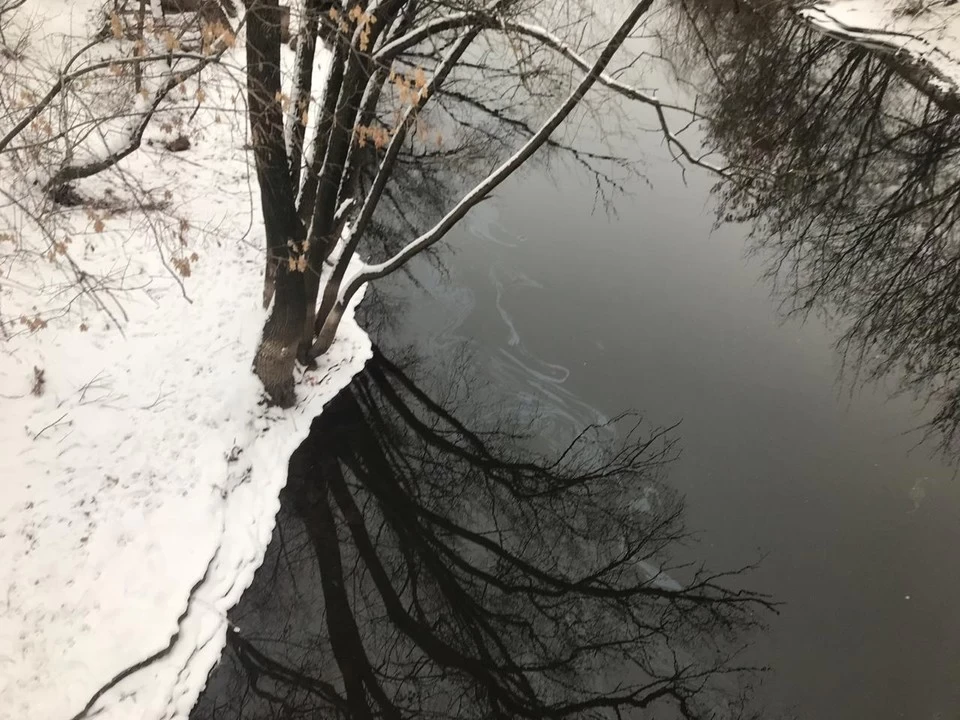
0,4,369,718
799,0,960,100
0,249,369,720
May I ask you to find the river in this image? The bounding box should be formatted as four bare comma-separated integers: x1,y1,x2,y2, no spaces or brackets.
193,5,960,719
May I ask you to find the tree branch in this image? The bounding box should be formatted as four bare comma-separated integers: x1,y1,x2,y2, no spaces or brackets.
503,20,728,178
43,54,222,189
0,49,221,154
311,27,480,334
325,0,658,338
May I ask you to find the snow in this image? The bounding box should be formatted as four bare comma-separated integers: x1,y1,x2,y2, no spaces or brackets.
800,0,960,96
0,3,370,719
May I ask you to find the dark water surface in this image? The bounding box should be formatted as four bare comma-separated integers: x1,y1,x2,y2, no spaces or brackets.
422,164,960,720
371,147,960,719
194,7,960,720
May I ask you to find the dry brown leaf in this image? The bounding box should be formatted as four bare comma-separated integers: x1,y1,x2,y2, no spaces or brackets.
162,31,180,51
110,12,123,40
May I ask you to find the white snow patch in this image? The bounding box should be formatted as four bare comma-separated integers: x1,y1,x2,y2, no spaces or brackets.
800,0,960,95
0,4,368,719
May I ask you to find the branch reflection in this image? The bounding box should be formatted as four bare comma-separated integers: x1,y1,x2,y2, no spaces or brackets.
672,0,960,452
194,347,775,720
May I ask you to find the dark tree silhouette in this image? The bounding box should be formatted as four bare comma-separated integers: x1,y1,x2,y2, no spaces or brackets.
193,347,775,720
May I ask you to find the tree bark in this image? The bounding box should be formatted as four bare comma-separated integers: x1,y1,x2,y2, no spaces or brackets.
301,0,406,359
287,0,322,193
246,0,305,406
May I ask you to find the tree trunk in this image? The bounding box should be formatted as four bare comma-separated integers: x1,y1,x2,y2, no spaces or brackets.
246,0,305,407
313,300,344,358
299,2,403,359
289,0,323,366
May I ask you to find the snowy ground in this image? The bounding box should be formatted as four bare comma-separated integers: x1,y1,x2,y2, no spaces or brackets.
799,0,960,98
0,3,369,719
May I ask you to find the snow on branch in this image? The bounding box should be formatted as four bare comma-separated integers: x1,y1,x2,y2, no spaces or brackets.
372,12,479,61
340,29,480,266
504,21,729,179
366,8,724,185
366,5,725,178
0,51,227,156
43,51,226,189
323,0,658,343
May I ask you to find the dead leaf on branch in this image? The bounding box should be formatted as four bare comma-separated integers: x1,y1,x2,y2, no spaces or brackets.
109,12,124,40
20,315,48,333
201,22,235,52
161,30,180,51
355,124,391,150
172,256,192,277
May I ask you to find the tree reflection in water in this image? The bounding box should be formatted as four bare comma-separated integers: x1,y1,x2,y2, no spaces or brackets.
668,0,960,451
192,348,775,720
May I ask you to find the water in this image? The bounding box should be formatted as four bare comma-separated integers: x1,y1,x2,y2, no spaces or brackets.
194,7,960,720
377,140,960,720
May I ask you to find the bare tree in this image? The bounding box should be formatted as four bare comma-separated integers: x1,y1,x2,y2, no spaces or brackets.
193,345,775,720
1,0,710,406
0,0,238,336
242,0,721,405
